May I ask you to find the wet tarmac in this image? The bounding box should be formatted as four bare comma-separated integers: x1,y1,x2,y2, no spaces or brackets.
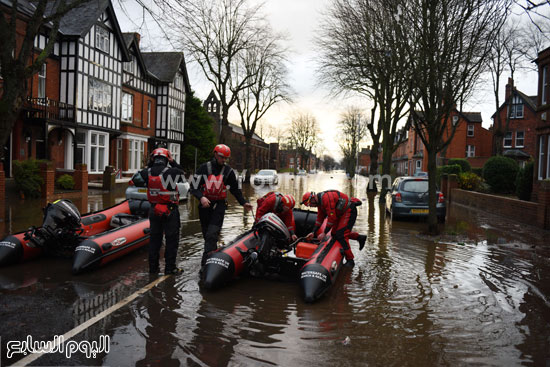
1,172,550,366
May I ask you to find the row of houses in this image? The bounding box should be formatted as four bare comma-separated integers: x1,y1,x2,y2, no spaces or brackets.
1,0,284,182
359,47,550,202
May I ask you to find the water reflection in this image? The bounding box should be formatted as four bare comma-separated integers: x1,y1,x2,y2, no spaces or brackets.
2,172,550,366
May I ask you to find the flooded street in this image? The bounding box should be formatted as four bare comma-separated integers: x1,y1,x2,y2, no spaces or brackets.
1,172,550,366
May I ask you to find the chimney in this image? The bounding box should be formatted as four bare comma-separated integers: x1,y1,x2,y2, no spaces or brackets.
505,77,513,100
134,33,141,45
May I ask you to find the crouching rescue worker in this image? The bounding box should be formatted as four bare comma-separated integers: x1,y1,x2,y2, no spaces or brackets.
139,148,185,275
255,192,298,242
301,190,366,267
190,144,253,266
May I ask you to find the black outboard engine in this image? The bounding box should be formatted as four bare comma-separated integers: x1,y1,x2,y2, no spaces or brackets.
254,213,291,263
24,199,82,257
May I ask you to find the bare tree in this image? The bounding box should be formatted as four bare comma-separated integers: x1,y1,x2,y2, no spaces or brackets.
0,0,92,160
173,0,263,142
316,0,411,197
235,27,291,182
486,22,529,155
287,113,320,173
338,107,368,178
322,154,337,171
401,0,511,234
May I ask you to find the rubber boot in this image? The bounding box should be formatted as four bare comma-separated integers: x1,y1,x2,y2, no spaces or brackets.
357,235,367,251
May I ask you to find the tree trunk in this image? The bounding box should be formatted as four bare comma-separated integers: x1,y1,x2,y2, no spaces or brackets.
427,149,439,235
367,141,380,192
493,130,503,156
244,136,252,183
379,139,393,203
0,89,24,161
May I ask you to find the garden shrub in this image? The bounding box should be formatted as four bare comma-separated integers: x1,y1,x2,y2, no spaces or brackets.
458,172,482,191
12,159,44,198
482,156,519,193
472,167,483,177
56,174,75,190
448,158,471,173
436,164,462,186
515,161,534,201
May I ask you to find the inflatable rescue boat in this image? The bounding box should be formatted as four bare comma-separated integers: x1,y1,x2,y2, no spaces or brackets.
0,199,151,273
201,209,349,303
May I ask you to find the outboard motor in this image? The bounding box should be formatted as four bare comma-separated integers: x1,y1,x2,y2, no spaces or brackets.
24,199,82,257
254,213,291,263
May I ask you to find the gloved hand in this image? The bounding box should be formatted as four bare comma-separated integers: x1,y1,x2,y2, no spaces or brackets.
305,232,314,240
317,232,326,241
291,234,297,241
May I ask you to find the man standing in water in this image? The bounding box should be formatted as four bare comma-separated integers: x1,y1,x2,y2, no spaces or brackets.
139,148,185,275
190,144,253,266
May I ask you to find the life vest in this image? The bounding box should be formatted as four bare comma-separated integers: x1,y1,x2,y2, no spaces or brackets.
202,161,227,201
257,191,283,213
318,190,351,213
147,167,179,205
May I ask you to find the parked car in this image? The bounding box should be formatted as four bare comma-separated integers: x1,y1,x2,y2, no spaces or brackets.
296,169,307,176
125,171,190,201
413,171,428,177
385,176,445,221
253,169,279,185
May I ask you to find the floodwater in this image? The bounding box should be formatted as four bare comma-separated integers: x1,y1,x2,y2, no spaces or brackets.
1,172,550,366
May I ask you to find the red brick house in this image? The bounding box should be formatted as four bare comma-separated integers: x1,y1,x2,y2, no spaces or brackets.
491,78,538,167
534,47,550,198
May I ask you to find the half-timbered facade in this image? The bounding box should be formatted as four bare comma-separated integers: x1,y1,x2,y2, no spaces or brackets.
142,52,190,162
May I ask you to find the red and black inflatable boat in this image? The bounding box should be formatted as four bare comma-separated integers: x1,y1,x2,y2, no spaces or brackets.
201,209,348,303
0,199,151,273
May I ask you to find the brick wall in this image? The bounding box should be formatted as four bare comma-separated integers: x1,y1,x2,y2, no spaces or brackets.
451,188,540,227
40,162,55,198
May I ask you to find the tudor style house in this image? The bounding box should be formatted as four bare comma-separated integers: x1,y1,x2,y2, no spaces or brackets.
1,0,190,180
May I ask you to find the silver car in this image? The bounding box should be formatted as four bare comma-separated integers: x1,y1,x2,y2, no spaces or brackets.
385,176,445,221
125,171,190,201
253,169,279,185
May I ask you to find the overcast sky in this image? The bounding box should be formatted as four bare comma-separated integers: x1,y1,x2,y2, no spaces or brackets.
114,0,542,161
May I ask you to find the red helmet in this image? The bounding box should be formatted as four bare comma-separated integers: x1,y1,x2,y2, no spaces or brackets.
282,195,295,211
151,147,172,160
214,144,231,158
301,192,316,206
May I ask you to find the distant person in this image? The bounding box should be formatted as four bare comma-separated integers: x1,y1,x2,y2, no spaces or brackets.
139,148,185,275
190,144,253,266
301,190,366,267
255,192,298,242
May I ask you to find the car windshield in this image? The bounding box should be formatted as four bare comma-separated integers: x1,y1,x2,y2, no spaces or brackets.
258,171,274,176
402,180,428,193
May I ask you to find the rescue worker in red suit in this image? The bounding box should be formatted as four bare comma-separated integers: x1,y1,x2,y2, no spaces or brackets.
138,148,185,275
190,144,253,266
255,192,298,242
301,190,367,267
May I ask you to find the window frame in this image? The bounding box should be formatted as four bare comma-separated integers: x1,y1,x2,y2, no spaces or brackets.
88,78,112,114
89,131,108,173
121,92,133,122
95,26,110,53
539,135,545,180
38,63,47,99
467,124,474,137
515,131,525,148
466,145,475,157
147,101,151,128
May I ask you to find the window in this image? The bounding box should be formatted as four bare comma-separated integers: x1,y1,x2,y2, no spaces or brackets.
121,92,133,122
539,135,550,180
516,131,524,148
290,157,294,164
466,145,475,157
169,143,180,163
123,56,135,74
90,132,107,172
509,95,524,118
170,108,183,131
117,139,123,170
452,116,459,126
95,26,110,53
88,79,112,113
543,66,548,105
547,135,550,179
147,101,151,128
467,124,474,137
174,74,183,91
503,132,513,148
38,63,46,99
128,139,145,171
416,160,422,170
75,132,86,165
